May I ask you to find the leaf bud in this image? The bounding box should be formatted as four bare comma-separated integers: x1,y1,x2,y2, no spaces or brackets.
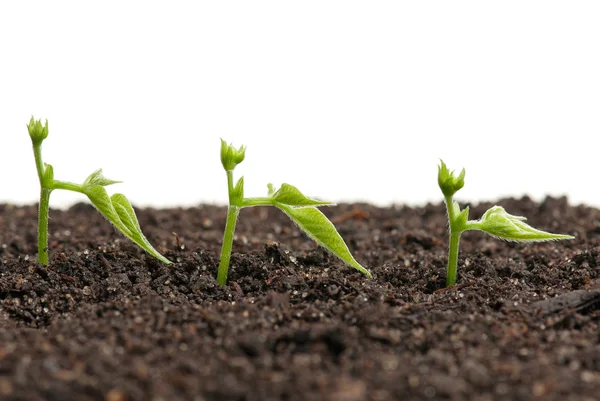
42,163,54,185
27,116,49,145
220,139,246,171
231,176,245,202
438,160,465,198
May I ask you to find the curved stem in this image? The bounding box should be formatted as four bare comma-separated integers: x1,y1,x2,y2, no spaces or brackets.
217,205,240,286
32,145,46,186
31,141,52,265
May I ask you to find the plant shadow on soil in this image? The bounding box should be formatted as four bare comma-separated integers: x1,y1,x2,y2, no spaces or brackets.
0,196,599,401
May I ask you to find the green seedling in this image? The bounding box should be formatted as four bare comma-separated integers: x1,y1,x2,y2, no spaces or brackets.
438,160,573,287
27,117,171,265
217,139,371,285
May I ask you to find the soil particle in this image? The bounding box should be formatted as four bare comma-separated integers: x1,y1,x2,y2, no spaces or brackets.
0,197,599,400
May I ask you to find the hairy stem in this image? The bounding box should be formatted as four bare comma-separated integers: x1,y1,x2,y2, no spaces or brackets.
217,205,240,286
52,180,85,193
32,141,52,265
242,197,275,207
32,144,45,184
37,188,52,265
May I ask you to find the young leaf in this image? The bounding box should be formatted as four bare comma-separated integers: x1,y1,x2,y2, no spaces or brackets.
270,183,333,207
468,206,574,241
85,185,122,224
83,169,122,187
42,163,54,186
111,193,142,234
451,201,469,233
275,204,372,278
83,185,171,264
111,194,171,264
232,176,245,201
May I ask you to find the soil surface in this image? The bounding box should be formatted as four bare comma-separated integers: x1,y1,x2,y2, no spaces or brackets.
1,196,599,401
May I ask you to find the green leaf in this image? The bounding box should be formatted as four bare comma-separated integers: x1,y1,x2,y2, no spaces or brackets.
84,186,171,264
270,183,333,207
276,204,372,278
83,169,122,187
85,185,121,225
111,194,171,263
111,193,142,234
468,206,574,242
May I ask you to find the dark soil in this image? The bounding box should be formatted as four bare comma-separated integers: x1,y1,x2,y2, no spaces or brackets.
1,196,599,401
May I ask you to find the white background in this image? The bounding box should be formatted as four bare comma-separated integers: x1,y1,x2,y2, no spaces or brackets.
1,1,599,209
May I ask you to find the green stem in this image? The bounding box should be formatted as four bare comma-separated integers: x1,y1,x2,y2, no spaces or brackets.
32,141,52,265
217,169,243,286
241,197,275,207
226,170,235,202
217,205,240,286
52,180,85,193
32,143,45,184
37,188,52,265
217,170,275,285
446,230,461,286
444,195,461,287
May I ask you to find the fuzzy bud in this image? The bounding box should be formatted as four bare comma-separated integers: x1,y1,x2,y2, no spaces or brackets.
27,116,49,145
438,160,465,198
220,139,246,171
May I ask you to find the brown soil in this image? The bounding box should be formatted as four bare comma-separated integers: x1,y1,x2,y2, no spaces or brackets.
0,196,599,401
